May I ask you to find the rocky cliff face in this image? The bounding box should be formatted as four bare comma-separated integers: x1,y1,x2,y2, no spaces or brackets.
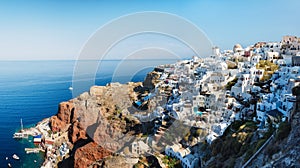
73,83,143,152
96,156,135,168
68,120,87,144
248,95,300,167
74,142,112,168
50,82,145,168
50,101,76,132
142,71,160,90
262,108,300,167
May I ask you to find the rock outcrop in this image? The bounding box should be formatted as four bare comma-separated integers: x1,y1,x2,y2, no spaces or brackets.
51,82,146,167
265,102,300,167
68,120,87,144
74,142,112,168
50,101,76,132
70,83,145,152
96,156,135,168
142,71,160,90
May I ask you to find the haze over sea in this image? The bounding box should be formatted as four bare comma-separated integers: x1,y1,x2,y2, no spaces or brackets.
0,59,176,168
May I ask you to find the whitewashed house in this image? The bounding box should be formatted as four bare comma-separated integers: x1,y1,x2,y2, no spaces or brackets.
165,144,199,168
182,154,200,168
266,51,280,61
209,72,226,84
204,93,216,109
256,101,276,121
250,67,265,83
282,54,293,66
193,95,205,108
250,55,262,66
213,62,228,71
131,141,151,155
231,74,252,98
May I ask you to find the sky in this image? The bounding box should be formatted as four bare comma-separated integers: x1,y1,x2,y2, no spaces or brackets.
0,0,299,60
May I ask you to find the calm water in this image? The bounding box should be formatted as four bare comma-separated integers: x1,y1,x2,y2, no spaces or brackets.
0,59,176,168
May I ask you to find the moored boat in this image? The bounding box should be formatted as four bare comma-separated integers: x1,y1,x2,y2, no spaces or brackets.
12,154,19,160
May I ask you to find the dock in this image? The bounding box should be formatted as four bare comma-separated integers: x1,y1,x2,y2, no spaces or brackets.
25,148,45,154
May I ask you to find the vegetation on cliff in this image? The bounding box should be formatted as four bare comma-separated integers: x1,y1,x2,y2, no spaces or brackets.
205,120,275,167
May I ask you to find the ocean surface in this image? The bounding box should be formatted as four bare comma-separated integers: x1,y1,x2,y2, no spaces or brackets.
0,59,176,168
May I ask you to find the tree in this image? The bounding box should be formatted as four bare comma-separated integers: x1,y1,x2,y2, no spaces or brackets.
292,85,300,113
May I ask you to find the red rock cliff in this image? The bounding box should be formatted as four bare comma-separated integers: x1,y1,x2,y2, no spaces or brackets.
50,101,77,132
74,142,112,168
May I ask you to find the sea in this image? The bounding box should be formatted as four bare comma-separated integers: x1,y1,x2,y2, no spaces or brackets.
0,59,177,168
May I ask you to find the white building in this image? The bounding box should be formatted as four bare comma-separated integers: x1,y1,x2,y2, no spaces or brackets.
230,74,252,99
209,72,226,84
131,141,151,155
266,51,280,61
250,55,262,66
193,95,205,108
165,144,199,168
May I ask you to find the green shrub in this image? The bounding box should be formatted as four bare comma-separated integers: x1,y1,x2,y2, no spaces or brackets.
255,138,267,151
162,156,180,168
276,122,291,141
226,78,238,90
266,144,280,157
211,138,223,156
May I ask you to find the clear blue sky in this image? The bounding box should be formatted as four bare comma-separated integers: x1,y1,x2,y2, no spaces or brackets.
0,0,299,60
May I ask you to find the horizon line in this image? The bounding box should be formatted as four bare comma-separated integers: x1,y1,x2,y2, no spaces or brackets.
0,58,190,61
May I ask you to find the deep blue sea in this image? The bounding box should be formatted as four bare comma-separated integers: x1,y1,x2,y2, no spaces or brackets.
0,59,176,168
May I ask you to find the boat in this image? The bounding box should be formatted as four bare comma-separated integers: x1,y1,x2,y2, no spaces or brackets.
68,86,73,90
12,154,19,160
5,157,8,160
13,118,28,139
7,163,12,168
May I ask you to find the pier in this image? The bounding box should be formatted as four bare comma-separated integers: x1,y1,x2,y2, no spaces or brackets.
25,148,45,154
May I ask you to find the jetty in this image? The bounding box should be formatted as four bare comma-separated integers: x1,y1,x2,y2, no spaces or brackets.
25,148,45,154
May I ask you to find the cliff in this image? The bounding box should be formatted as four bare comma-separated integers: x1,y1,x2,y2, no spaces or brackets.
49,82,147,168
142,71,161,90
74,142,112,168
247,87,300,168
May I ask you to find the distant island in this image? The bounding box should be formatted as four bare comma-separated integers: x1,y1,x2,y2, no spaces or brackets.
20,35,300,168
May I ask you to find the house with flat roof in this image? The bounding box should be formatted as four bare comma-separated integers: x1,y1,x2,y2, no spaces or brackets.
165,144,199,168
131,140,151,156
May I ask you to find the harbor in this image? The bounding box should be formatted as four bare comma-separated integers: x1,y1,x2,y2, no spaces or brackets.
6,118,50,167
10,117,72,168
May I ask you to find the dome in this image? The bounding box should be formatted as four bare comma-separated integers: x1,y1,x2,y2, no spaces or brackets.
233,44,243,52
234,44,242,49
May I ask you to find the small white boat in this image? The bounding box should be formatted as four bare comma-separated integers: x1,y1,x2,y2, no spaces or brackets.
34,160,37,163
8,163,12,168
12,154,19,160
68,86,73,90
5,157,8,160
